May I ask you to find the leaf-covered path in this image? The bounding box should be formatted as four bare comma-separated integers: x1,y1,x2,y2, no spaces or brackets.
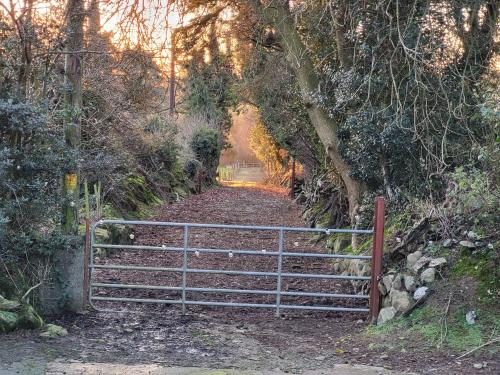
91,184,367,314
0,186,371,374
0,186,497,374
151,184,304,227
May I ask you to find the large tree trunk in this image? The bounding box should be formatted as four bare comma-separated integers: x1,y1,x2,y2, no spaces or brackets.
62,0,84,234
88,0,101,39
253,0,366,222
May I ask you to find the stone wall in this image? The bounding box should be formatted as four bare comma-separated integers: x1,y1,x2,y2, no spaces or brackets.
39,246,84,315
377,251,446,324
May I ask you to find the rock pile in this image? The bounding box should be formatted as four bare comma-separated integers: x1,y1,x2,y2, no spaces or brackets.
377,250,447,324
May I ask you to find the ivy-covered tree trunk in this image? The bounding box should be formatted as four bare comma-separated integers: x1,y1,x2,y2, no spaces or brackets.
62,0,84,234
254,0,366,222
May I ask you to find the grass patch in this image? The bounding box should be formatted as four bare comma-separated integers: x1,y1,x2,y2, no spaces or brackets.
365,317,406,336
409,306,499,351
452,247,499,304
366,305,500,352
346,237,373,255
190,328,217,347
217,165,234,181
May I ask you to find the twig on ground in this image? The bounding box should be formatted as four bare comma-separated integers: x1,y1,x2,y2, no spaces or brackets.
22,282,43,302
437,291,453,348
456,337,500,359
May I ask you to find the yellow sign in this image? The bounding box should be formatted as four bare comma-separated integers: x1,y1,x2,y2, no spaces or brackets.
64,174,78,191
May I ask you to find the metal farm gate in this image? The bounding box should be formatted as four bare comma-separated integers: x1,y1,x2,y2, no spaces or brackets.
86,198,385,322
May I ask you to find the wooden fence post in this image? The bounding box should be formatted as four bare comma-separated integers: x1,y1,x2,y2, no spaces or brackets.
369,196,385,324
83,218,90,307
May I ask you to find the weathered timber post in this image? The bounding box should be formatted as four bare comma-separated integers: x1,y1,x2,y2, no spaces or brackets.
82,218,91,307
369,196,385,324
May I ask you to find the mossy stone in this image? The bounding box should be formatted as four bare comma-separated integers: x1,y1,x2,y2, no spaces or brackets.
0,310,19,332
0,295,21,311
18,305,44,329
40,324,68,338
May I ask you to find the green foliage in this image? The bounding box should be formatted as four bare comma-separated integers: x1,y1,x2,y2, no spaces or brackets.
0,100,71,293
409,306,500,351
77,41,193,218
242,50,323,174
238,0,498,211
82,109,190,216
144,116,177,135
443,167,499,303
120,49,163,108
336,108,417,189
190,127,221,185
446,167,498,217
453,249,499,304
217,165,234,181
118,174,163,216
149,140,180,175
0,311,18,333
0,230,79,299
0,101,64,224
249,122,286,183
0,5,196,320
0,100,65,231
304,0,493,193
108,132,190,218
184,52,237,143
0,99,80,303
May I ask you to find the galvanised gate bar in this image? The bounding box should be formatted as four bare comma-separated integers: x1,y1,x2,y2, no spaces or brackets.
88,197,385,320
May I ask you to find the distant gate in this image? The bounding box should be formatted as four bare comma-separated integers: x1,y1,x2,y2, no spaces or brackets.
87,198,385,321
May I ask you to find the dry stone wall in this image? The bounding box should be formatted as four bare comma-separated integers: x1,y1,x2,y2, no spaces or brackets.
377,251,447,324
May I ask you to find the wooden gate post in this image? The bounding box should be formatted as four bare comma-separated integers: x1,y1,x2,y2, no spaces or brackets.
83,218,91,307
369,196,385,324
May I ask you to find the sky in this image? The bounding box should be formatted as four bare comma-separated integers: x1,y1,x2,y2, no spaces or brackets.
0,0,185,71
0,1,183,46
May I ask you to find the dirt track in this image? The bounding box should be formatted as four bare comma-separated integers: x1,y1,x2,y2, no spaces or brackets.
0,186,498,374
91,185,368,314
